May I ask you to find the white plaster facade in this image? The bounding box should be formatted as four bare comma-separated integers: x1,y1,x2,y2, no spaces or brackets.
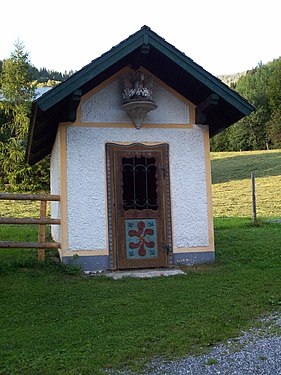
80,77,190,125
50,69,214,269
66,126,208,251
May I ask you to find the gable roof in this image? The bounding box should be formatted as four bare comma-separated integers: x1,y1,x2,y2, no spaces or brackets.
26,25,254,165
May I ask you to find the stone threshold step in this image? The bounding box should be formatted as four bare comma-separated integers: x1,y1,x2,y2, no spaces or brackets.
104,268,185,280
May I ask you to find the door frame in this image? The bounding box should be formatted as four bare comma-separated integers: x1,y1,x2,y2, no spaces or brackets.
106,142,173,270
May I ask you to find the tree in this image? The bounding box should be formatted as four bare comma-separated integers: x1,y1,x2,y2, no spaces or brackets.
0,41,49,192
211,59,281,152
266,58,281,111
266,108,281,149
264,59,281,148
210,130,230,151
1,42,35,138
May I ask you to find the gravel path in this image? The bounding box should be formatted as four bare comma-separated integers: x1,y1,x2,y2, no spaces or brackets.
110,313,281,375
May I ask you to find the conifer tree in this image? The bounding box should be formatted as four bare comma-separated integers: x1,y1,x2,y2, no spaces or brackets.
0,42,49,192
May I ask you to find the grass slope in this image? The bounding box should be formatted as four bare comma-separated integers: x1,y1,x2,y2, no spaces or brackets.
0,200,49,218
211,149,281,218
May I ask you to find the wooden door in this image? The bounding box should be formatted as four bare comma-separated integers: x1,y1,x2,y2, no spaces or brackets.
106,143,172,270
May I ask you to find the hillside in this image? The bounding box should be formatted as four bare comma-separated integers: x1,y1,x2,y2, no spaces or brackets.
0,60,73,84
211,150,281,218
217,72,246,87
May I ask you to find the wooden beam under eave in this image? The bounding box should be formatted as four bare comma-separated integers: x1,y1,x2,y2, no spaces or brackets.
31,128,57,153
68,89,82,122
28,143,52,165
195,94,220,124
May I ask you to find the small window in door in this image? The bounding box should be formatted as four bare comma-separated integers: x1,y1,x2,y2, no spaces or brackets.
122,155,158,210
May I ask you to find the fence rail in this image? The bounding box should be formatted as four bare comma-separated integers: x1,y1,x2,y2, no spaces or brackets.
0,241,59,249
0,193,60,201
0,218,60,225
0,193,60,261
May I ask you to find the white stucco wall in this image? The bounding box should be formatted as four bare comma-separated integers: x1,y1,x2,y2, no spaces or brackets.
80,77,190,124
66,126,209,251
50,129,61,242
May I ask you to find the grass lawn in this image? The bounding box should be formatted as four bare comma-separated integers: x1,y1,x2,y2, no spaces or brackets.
0,218,281,374
0,150,280,373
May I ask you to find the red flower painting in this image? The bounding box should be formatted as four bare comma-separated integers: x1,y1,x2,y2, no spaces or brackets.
128,221,155,256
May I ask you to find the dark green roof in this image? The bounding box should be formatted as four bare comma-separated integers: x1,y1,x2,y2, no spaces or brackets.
27,25,254,164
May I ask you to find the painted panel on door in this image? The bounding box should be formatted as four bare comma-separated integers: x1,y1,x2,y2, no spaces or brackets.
125,219,158,259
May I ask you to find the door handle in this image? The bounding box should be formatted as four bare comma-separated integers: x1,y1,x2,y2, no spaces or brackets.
162,243,170,254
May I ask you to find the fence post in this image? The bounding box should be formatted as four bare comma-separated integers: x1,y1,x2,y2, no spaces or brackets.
38,200,47,261
251,172,257,224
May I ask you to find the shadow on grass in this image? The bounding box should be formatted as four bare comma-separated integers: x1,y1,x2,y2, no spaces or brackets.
214,216,281,229
0,247,82,275
0,225,82,275
214,216,254,229
211,151,281,184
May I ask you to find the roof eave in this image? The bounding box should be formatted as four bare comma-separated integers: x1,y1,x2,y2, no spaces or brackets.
26,102,38,164
147,33,254,115
34,26,254,116
27,26,254,165
35,30,150,112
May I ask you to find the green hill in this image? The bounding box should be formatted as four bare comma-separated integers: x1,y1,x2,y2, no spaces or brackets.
211,150,281,218
217,72,246,87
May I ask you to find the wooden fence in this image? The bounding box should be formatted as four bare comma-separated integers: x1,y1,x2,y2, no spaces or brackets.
0,193,60,261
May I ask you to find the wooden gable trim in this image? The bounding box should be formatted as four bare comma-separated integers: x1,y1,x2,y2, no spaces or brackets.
75,65,195,127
